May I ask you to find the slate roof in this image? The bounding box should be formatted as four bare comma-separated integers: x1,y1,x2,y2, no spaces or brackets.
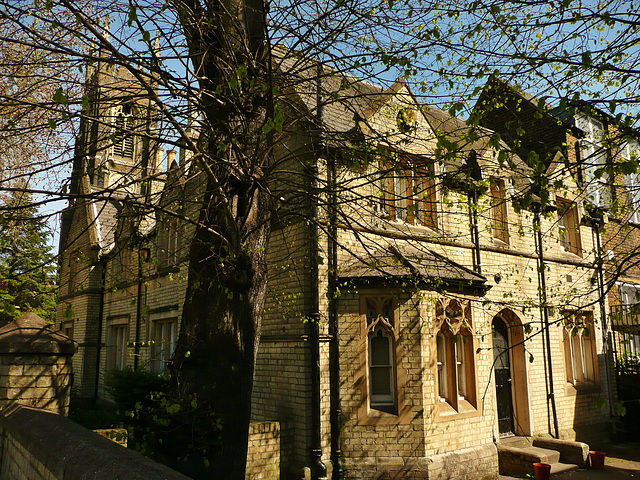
274,47,532,188
90,192,123,252
339,244,489,292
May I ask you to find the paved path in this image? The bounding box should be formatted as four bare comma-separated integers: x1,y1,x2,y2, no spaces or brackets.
500,443,640,480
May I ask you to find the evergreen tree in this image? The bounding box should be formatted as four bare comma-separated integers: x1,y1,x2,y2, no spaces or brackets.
0,190,57,325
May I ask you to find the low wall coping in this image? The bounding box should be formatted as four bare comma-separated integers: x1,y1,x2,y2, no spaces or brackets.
0,313,77,355
0,405,190,480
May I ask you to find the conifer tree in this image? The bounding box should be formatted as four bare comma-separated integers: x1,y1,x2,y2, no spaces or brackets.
0,190,57,325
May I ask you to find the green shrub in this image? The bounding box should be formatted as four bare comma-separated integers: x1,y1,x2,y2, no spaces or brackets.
104,367,170,412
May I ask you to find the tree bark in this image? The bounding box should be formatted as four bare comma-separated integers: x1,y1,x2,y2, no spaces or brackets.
169,1,270,478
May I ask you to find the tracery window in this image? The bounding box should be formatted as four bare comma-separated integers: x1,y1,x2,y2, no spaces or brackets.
563,312,597,388
365,296,397,411
434,298,476,412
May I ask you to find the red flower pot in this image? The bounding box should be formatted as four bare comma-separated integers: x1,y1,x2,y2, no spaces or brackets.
590,450,606,470
533,462,551,480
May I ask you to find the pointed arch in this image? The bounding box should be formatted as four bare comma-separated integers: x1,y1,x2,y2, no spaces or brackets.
492,308,531,436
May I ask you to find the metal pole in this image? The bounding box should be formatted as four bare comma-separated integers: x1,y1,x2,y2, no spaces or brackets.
534,207,559,438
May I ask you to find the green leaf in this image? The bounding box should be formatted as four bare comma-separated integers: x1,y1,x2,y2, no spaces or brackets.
53,88,68,105
143,31,151,43
617,402,626,417
48,119,57,129
128,5,137,26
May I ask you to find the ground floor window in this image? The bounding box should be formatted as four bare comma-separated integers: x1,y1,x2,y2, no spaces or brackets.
107,318,129,370
364,295,398,413
151,318,177,374
434,298,476,412
563,312,597,388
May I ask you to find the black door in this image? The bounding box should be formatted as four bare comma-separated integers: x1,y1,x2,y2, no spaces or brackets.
493,317,515,435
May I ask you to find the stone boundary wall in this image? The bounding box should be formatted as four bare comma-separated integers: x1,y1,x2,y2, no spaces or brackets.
0,406,190,480
246,421,280,480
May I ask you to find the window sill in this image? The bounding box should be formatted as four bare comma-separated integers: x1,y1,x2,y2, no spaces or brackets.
158,265,181,275
564,382,600,396
433,398,480,422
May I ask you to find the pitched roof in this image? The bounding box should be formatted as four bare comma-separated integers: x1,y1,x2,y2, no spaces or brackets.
339,244,489,293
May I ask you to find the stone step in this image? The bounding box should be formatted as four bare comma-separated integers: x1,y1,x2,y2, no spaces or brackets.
499,436,532,449
523,446,561,465
550,462,579,475
497,439,563,477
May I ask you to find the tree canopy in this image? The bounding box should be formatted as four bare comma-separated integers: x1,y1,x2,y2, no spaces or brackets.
0,0,639,478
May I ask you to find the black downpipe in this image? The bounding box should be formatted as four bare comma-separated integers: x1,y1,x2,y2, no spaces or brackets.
133,246,147,370
309,64,327,480
591,216,615,420
94,257,107,401
469,189,482,275
533,207,559,438
328,150,343,479
466,151,483,274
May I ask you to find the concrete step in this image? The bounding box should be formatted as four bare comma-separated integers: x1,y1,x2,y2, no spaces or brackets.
500,436,532,449
497,437,563,477
550,462,579,475
523,446,561,465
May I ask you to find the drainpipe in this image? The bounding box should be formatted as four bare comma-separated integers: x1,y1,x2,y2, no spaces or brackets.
328,149,343,479
308,63,327,480
533,206,559,438
466,151,482,274
590,213,615,420
94,257,107,401
133,245,150,370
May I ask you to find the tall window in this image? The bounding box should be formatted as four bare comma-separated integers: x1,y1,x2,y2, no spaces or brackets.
490,178,509,244
622,140,640,223
158,217,181,268
107,319,129,370
557,198,581,256
576,113,610,208
563,312,597,388
113,104,134,159
379,158,438,229
67,250,79,295
435,298,476,411
151,318,177,374
60,320,74,340
365,296,397,411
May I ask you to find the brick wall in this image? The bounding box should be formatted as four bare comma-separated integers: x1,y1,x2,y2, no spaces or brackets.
0,406,190,480
246,422,281,480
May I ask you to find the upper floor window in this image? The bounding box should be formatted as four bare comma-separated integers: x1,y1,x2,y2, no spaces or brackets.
378,158,438,229
490,178,509,245
622,140,640,223
113,104,135,159
557,198,581,256
563,312,597,389
158,216,181,268
576,113,610,208
434,298,476,413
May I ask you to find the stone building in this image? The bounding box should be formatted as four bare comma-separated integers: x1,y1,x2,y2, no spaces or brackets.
56,52,622,479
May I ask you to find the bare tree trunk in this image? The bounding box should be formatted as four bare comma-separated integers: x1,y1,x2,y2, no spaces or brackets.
169,1,271,478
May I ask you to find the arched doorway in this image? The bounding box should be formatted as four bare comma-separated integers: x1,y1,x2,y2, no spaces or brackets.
492,310,531,437
493,316,515,435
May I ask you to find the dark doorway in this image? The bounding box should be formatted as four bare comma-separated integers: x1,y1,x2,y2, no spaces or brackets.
493,316,515,436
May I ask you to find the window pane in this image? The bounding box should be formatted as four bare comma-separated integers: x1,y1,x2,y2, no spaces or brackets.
437,333,448,401
371,333,390,365
456,339,467,399
370,366,392,396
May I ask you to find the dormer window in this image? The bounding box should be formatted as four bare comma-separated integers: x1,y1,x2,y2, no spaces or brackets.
378,157,438,229
113,104,134,159
622,140,640,223
575,113,610,209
